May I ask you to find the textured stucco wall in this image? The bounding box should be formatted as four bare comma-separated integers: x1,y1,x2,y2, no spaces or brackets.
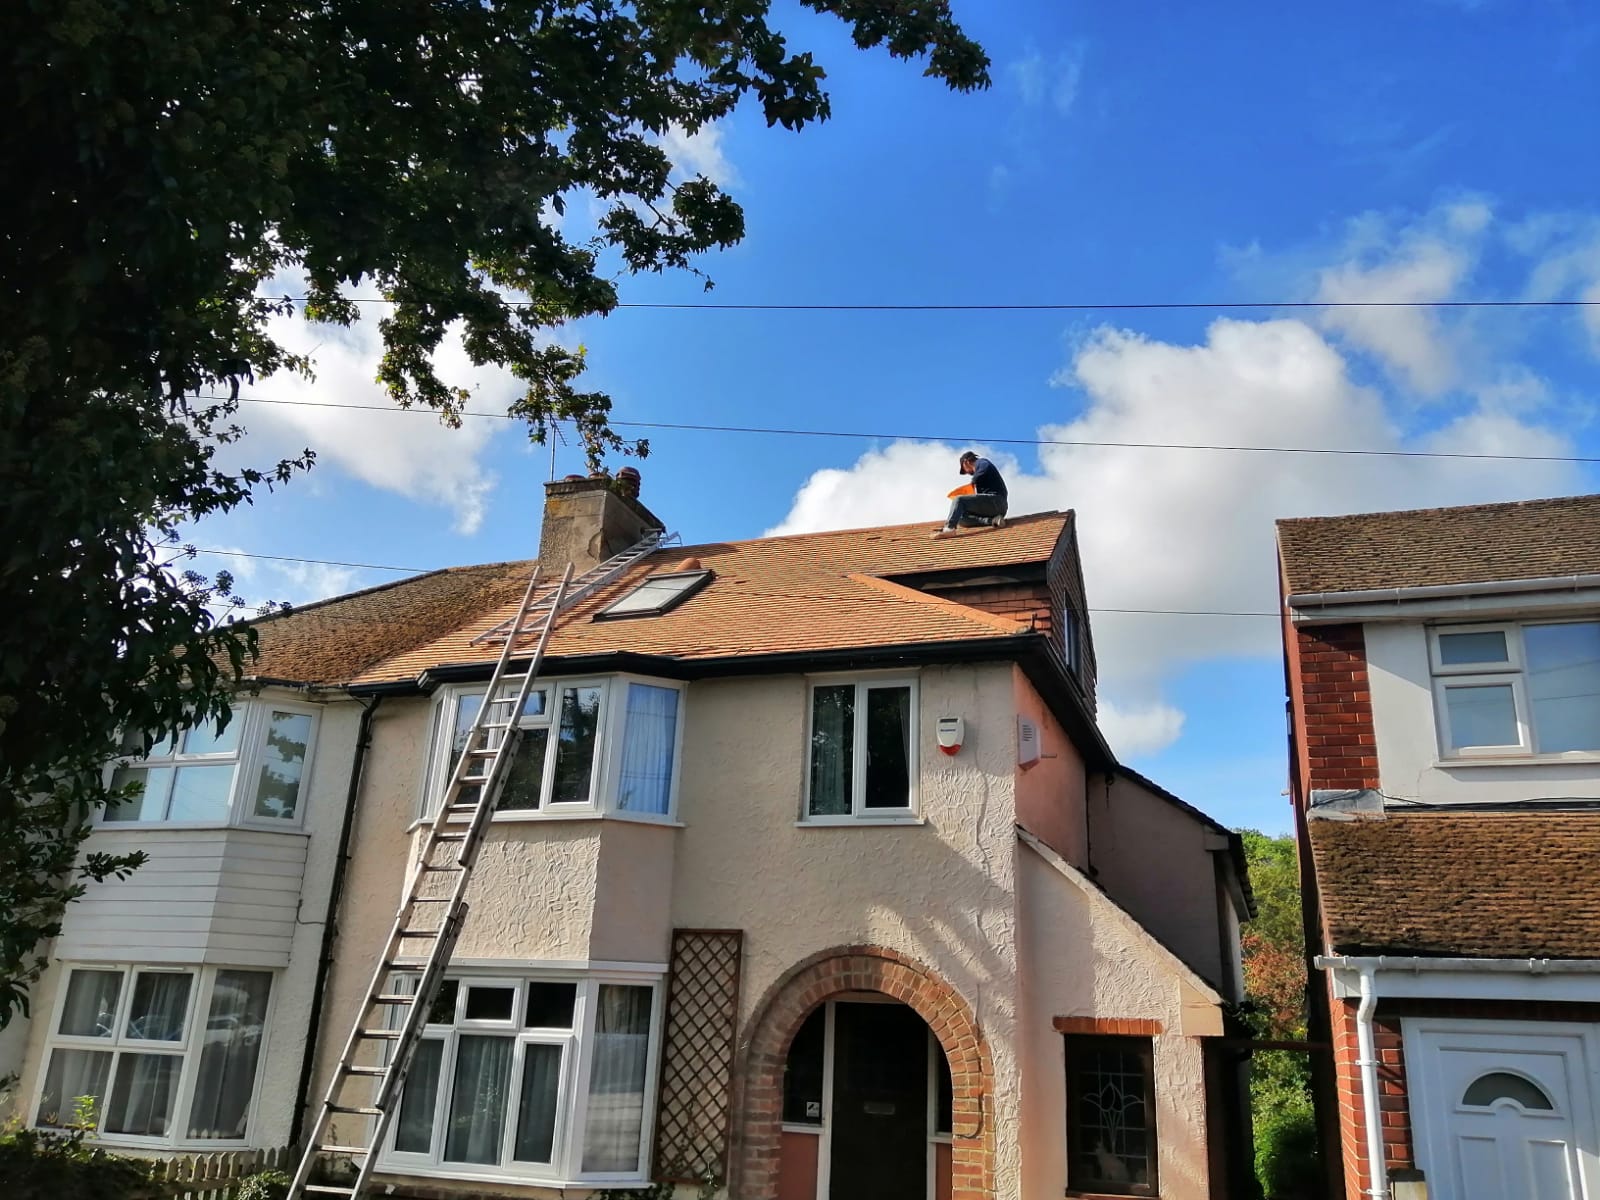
1087,771,1227,991
1016,839,1211,1200
671,664,1027,1197
11,691,363,1150
1011,666,1088,867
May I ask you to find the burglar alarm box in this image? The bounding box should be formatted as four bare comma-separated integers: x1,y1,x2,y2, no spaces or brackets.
936,716,964,756
1017,716,1041,769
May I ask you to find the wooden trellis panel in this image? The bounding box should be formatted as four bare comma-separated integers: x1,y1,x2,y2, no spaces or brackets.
653,929,744,1184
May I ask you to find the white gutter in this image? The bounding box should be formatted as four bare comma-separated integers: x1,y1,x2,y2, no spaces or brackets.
1317,955,1600,975
1355,965,1388,1200
1287,572,1600,612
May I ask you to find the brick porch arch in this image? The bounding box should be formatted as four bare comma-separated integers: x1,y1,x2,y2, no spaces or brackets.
730,945,996,1199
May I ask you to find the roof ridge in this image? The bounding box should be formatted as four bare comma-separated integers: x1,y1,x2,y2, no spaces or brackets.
846,573,1033,636
1276,491,1600,529
718,509,1070,551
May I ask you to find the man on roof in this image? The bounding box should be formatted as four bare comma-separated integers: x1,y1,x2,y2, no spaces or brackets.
933,450,1008,538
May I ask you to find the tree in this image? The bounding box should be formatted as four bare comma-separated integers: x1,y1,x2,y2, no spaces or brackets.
1239,829,1320,1199
0,0,990,1026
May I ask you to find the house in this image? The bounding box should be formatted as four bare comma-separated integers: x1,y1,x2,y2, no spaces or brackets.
1278,494,1600,1200
11,473,1254,1200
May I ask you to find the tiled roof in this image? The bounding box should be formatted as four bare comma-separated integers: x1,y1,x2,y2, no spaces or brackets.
1309,809,1600,958
248,512,1070,687
245,561,535,686
1277,493,1600,597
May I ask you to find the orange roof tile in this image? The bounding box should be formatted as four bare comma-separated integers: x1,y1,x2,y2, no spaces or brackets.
354,512,1069,684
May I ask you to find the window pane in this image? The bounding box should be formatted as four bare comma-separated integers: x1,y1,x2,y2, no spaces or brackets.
125,972,192,1042
395,1038,444,1154
581,985,652,1172
782,1007,825,1125
253,711,313,820
451,693,486,808
119,728,175,759
187,970,271,1139
513,1043,564,1164
182,717,242,757
427,979,460,1026
443,1034,513,1164
808,685,855,817
36,1048,111,1127
464,986,516,1023
1444,684,1520,750
166,765,236,822
496,728,548,812
1438,630,1511,666
525,982,577,1030
1525,623,1600,753
550,686,602,804
617,684,679,814
105,1053,181,1136
1069,1039,1155,1193
864,687,912,809
105,766,172,822
1463,1071,1555,1110
58,970,122,1038
934,1035,953,1136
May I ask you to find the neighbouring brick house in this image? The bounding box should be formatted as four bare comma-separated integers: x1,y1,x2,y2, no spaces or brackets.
1278,494,1600,1200
7,473,1256,1200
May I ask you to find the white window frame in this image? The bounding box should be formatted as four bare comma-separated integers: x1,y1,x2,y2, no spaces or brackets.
801,673,921,825
419,676,686,824
1429,621,1600,760
31,963,276,1150
378,968,664,1187
101,701,321,830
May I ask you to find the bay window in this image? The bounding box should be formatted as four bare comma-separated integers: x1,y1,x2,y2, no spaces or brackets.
382,971,660,1185
421,676,684,821
1431,621,1600,757
805,676,918,821
106,703,318,827
35,965,273,1146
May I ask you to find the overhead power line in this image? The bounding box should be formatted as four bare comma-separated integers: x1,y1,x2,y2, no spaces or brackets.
213,393,1600,466
264,294,1600,313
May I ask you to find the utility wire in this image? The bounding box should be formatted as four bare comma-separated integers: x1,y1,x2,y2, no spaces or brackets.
263,294,1600,313
207,394,1600,467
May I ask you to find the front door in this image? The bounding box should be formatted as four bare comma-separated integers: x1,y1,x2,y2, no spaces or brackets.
828,1002,929,1200
1409,1022,1600,1200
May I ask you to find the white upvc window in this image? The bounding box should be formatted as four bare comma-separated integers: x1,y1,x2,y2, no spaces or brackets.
1430,620,1600,758
380,969,663,1186
105,702,320,828
420,676,685,822
803,675,919,822
33,964,274,1147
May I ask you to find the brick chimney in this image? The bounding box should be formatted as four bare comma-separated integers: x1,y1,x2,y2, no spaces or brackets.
538,471,665,573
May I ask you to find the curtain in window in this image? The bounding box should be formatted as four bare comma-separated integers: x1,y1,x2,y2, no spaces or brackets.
395,1040,443,1154
808,685,854,816
512,1043,563,1163
186,970,271,1139
58,970,121,1038
581,985,652,1172
444,1035,513,1164
125,972,192,1042
37,1049,111,1126
105,1053,181,1135
617,685,679,814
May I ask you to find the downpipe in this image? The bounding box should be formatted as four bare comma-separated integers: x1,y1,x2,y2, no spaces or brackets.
1355,965,1389,1200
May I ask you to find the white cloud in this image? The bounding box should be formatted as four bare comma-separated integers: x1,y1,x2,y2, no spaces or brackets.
1098,699,1186,757
661,122,737,187
766,315,1580,755
240,301,517,535
1007,45,1086,117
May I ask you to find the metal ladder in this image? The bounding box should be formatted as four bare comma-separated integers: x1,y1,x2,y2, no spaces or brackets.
288,531,668,1200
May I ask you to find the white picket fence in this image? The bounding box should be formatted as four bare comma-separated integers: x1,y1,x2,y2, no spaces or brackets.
155,1145,294,1198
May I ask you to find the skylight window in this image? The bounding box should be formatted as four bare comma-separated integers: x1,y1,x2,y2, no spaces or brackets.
597,570,711,619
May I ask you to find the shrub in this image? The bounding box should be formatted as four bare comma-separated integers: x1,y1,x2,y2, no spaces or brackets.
1252,1050,1320,1199
0,1102,159,1200
235,1168,292,1200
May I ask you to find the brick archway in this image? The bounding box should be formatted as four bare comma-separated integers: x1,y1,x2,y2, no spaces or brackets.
731,945,995,1199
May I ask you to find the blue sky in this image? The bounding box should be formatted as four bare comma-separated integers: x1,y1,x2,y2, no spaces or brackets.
196,0,1600,834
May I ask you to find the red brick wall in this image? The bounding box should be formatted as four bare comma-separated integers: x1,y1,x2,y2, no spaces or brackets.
949,582,1055,639
1293,624,1378,792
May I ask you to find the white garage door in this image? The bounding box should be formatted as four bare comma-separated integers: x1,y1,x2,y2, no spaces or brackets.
1406,1022,1600,1200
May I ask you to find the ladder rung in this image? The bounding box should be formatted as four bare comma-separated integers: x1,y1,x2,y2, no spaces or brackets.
466,748,499,757
315,1143,372,1156
431,832,467,842
372,993,417,1004
416,862,463,873
302,1186,358,1196
328,1104,384,1115
358,1028,404,1039
408,895,451,904
342,1064,387,1077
